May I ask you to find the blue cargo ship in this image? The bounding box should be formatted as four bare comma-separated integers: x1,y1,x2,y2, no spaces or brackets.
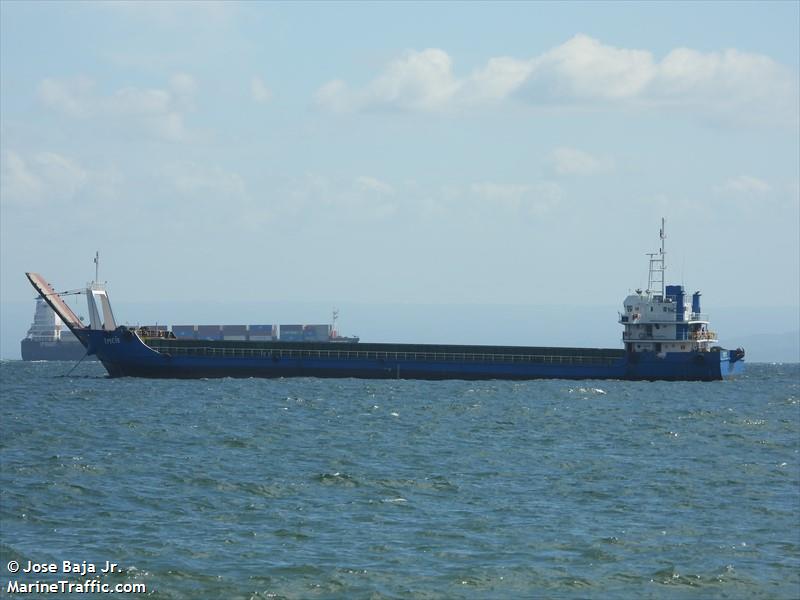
25,221,744,380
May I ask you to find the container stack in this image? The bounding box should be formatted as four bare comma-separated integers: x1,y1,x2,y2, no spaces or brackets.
302,324,332,342
221,325,248,341
196,325,222,341
248,324,276,341
163,323,336,342
279,324,304,342
172,325,196,340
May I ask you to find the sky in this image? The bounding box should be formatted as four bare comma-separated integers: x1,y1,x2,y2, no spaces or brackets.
1,1,798,360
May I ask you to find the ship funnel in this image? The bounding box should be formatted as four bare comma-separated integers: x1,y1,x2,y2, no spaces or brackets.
692,291,701,315
666,285,685,321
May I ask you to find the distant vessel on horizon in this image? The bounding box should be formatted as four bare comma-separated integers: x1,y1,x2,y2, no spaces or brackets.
20,298,359,361
20,298,95,361
21,254,358,361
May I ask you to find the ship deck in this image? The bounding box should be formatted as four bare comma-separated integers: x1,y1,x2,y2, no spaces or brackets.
144,339,626,367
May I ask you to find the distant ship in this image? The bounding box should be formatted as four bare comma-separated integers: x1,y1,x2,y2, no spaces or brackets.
21,255,357,361
25,221,744,380
20,298,96,361
20,299,357,361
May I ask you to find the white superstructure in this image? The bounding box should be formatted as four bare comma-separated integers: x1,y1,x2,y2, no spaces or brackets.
619,219,716,355
26,298,64,342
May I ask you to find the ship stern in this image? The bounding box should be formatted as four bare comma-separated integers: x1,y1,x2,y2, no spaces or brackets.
720,347,746,379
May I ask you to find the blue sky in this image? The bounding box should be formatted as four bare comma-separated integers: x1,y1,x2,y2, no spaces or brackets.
1,1,798,358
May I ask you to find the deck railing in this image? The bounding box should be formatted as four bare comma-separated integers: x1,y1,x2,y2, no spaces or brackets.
690,331,717,340
624,332,671,341
146,344,621,366
623,330,717,342
620,312,710,324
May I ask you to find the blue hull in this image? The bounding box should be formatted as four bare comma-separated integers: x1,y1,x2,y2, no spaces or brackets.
77,328,744,381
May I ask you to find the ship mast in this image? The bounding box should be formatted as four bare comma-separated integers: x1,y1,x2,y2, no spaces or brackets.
331,308,339,337
646,218,666,298
90,251,105,291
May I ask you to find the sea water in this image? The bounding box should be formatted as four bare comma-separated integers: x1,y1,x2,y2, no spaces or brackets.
1,361,798,599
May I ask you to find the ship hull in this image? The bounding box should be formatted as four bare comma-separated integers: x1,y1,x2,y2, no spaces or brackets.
20,339,95,361
624,349,745,381
79,328,744,381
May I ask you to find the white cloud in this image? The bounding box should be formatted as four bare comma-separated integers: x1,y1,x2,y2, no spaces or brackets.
111,87,171,115
368,48,460,111
314,80,351,113
110,86,188,141
170,73,198,98
470,181,563,215
355,175,394,195
34,152,89,198
38,76,94,118
716,175,772,196
416,180,563,221
1,149,565,232
148,161,261,229
283,174,398,221
1,152,44,205
0,151,116,208
315,35,798,126
37,75,197,142
524,34,655,103
274,174,560,223
316,49,460,113
459,56,534,104
162,161,248,198
551,147,614,176
251,76,273,104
